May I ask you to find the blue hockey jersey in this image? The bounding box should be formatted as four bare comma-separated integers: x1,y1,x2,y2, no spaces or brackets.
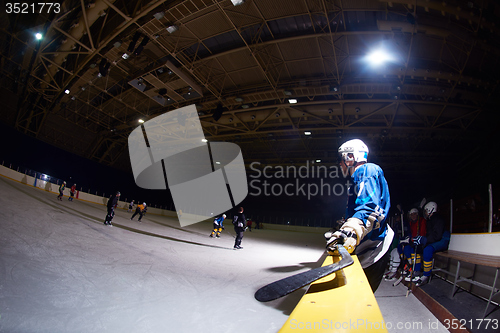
213,216,225,228
345,163,393,267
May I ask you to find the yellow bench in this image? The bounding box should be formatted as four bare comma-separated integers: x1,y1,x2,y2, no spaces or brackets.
279,254,387,332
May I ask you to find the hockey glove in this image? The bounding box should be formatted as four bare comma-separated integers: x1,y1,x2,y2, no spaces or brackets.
400,236,410,245
325,229,358,255
412,235,427,246
324,217,367,255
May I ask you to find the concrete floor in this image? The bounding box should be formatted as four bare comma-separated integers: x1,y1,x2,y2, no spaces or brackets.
0,175,448,333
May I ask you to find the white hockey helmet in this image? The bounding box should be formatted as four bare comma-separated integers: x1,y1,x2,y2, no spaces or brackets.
222,214,226,218
338,139,369,163
409,208,418,215
423,202,437,218
143,202,147,206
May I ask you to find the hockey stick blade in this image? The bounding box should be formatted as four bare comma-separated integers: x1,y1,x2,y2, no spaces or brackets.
393,275,404,287
254,245,354,302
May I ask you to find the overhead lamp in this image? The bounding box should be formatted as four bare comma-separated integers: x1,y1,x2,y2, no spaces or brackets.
166,25,178,33
64,89,70,94
284,90,292,96
231,0,245,5
138,119,145,123
241,104,249,109
304,131,312,135
288,99,297,104
315,159,321,163
235,97,244,102
154,12,165,20
35,33,42,40
201,138,208,142
365,48,395,67
122,53,129,60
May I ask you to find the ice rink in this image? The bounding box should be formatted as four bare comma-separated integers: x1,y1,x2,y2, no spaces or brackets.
0,175,448,333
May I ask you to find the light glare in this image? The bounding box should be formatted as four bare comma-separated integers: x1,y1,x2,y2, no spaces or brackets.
365,49,394,66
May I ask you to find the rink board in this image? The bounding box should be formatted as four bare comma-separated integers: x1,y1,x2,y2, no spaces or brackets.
279,254,388,332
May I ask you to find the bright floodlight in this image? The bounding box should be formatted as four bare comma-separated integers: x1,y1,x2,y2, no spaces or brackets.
64,89,70,94
138,119,145,123
365,49,394,66
35,33,43,40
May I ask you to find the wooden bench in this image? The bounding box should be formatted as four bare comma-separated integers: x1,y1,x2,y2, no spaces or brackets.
433,250,500,318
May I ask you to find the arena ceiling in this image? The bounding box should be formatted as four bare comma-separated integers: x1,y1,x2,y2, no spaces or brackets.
1,0,500,187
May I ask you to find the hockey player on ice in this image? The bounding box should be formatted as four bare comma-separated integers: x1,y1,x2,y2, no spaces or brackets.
104,191,121,226
210,214,226,238
325,139,394,292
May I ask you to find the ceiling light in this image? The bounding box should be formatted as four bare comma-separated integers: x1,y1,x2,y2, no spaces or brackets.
138,119,145,123
365,48,394,67
166,25,178,33
315,159,321,163
35,33,42,40
122,53,129,60
64,89,70,94
231,0,245,5
288,99,297,104
241,104,249,109
284,90,292,96
154,12,165,20
202,139,208,142
304,131,311,135
235,97,244,102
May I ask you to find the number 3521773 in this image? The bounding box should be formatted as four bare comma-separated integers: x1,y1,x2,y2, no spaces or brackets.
443,319,498,330
5,3,61,14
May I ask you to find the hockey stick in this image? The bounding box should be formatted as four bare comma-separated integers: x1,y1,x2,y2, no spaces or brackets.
224,228,235,239
392,253,408,287
406,244,419,297
254,245,354,302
